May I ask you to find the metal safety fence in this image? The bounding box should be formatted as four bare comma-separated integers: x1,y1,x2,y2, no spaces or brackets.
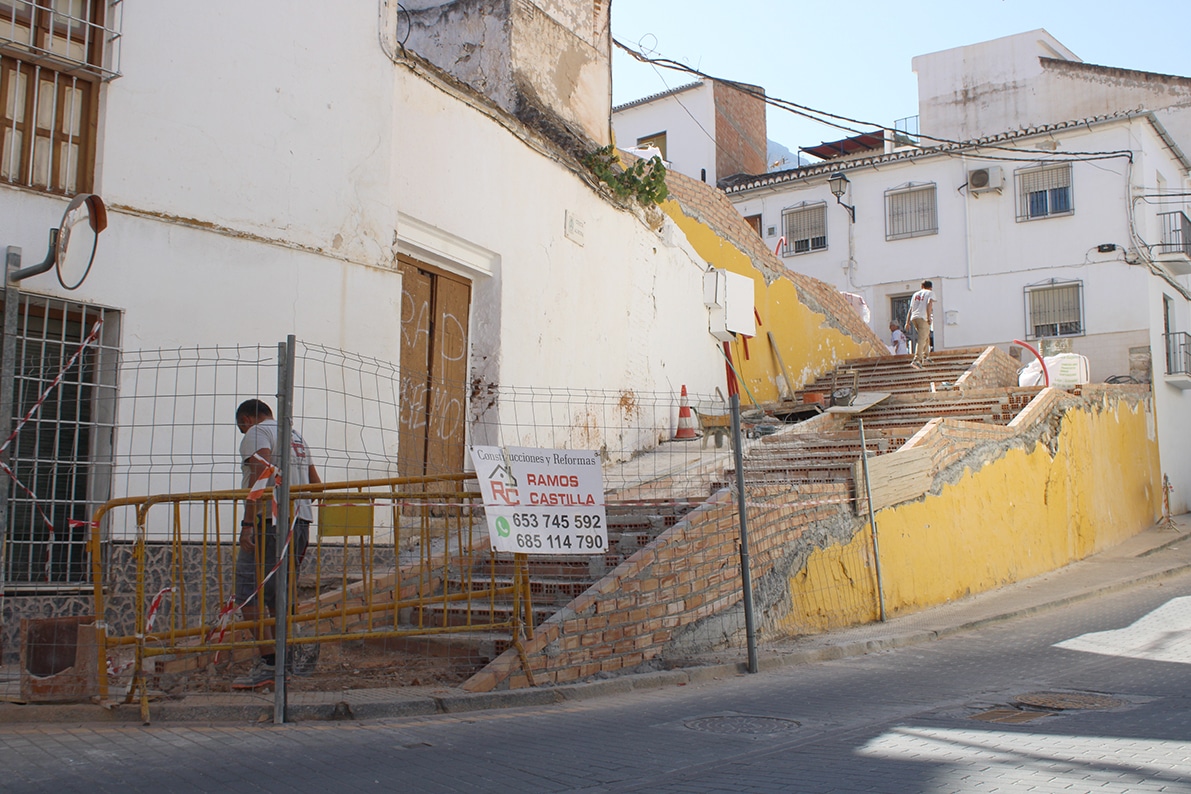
85,474,544,721
2,336,896,713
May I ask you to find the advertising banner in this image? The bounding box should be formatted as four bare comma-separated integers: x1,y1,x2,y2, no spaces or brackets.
469,446,608,555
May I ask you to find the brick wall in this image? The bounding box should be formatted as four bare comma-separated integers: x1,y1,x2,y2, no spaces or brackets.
955,345,1022,391
712,81,767,181
467,383,1156,691
465,481,854,690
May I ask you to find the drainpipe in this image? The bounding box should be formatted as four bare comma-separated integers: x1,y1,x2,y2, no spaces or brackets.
962,155,973,292
846,209,858,290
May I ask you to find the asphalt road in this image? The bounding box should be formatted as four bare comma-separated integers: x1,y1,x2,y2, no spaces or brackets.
5,569,1191,793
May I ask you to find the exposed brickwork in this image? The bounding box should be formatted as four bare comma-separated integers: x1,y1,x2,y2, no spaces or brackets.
712,81,767,181
954,346,1022,392
469,356,1157,692
468,482,856,690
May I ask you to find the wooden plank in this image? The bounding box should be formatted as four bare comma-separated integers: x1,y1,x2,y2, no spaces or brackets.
767,331,797,401
425,273,471,476
853,446,934,514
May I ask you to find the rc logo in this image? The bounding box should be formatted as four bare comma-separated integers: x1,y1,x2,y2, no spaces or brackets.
486,462,519,506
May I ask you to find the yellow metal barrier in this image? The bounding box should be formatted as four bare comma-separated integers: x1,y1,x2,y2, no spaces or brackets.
88,474,534,721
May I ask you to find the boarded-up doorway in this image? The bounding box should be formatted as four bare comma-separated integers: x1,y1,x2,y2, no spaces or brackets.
398,255,470,477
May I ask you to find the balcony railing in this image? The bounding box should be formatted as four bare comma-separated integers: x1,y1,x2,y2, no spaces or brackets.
893,115,919,148
1165,331,1191,377
0,1,123,81
1158,211,1191,258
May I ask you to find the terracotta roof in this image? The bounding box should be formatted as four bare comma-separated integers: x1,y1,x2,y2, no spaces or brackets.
725,110,1150,195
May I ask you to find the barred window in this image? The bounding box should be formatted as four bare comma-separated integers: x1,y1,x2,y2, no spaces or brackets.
781,202,827,255
1,294,120,590
1025,280,1083,339
885,184,938,240
0,0,118,195
1016,163,1073,221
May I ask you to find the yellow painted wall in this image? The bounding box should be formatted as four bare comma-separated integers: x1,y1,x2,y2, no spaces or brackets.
661,200,878,404
785,530,880,632
778,397,1161,634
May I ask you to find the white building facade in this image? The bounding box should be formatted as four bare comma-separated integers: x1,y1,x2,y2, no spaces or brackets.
0,0,732,614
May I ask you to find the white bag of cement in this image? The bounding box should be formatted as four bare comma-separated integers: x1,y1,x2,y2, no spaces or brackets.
1018,353,1090,387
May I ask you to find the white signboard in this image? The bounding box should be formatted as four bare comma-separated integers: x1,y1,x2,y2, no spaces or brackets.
469,446,608,555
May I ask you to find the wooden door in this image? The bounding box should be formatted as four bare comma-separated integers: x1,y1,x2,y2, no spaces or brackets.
398,256,471,478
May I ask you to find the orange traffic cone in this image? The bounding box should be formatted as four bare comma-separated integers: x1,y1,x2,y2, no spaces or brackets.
674,385,699,440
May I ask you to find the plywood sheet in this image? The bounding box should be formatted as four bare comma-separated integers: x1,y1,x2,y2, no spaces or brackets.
854,445,934,514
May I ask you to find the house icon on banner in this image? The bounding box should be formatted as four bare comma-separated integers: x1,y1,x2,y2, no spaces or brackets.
486,463,519,505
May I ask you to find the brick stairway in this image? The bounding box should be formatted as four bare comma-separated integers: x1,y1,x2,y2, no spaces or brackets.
794,346,989,399
742,345,1031,501
459,345,1139,690
405,500,704,664
336,346,1036,686
429,347,1025,658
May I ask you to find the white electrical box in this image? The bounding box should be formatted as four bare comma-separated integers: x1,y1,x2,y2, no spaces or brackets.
703,269,756,342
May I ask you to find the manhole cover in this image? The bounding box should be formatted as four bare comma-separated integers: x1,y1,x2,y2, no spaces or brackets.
684,716,800,735
1015,692,1125,711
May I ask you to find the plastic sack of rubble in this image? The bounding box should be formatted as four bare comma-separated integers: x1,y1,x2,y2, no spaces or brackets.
1018,353,1090,387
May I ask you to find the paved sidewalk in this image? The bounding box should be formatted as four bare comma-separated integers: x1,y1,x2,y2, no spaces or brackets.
4,516,1190,726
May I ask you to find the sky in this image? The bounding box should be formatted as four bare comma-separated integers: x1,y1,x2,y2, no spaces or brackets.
611,0,1191,161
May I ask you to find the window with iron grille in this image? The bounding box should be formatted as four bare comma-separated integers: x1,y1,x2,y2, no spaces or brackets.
885,184,938,240
781,202,827,255
1024,279,1083,339
1016,163,1073,222
2,294,119,591
0,1,121,195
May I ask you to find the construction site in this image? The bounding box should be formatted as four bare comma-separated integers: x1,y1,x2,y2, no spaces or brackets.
2,337,1159,722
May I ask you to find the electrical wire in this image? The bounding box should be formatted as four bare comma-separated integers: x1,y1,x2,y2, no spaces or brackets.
614,38,1137,166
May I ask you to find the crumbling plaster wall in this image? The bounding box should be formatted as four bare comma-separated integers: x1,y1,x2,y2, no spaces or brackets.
400,0,517,110
778,389,1161,635
658,165,886,403
400,0,611,151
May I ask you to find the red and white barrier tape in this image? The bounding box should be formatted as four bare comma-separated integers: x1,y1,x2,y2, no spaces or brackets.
0,320,102,581
0,320,102,456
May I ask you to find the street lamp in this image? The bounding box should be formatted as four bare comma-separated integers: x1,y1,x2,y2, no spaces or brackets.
828,172,856,223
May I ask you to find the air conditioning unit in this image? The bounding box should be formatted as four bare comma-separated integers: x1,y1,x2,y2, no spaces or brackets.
968,166,1003,194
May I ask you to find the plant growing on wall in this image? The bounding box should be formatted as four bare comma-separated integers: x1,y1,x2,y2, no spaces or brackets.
582,146,669,205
